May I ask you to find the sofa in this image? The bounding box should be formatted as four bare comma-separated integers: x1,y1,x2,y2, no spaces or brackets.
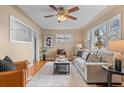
73,49,122,83
0,60,28,87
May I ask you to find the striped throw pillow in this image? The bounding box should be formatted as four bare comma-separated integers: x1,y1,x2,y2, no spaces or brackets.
87,51,100,62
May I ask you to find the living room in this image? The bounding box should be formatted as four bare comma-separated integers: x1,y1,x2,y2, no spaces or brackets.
1,1,124,91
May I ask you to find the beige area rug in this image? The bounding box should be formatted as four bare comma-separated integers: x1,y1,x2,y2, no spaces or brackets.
27,61,97,87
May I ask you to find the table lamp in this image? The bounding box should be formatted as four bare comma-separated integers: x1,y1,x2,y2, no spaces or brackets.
108,40,124,71
76,44,82,49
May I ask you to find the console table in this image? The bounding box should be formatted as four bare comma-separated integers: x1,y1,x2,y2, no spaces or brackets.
102,65,124,87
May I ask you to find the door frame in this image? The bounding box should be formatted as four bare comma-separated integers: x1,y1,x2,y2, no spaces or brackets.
32,29,40,63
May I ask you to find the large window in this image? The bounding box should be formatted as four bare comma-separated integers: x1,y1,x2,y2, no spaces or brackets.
10,16,32,43
87,13,121,48
97,22,108,47
109,13,121,40
89,13,121,49
91,22,108,49
86,30,91,48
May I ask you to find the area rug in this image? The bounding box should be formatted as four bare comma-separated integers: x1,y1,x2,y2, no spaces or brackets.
27,62,95,87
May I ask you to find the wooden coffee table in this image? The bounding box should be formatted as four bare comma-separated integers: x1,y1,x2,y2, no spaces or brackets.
54,58,70,75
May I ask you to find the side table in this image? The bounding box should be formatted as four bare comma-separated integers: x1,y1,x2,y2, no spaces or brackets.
102,65,124,87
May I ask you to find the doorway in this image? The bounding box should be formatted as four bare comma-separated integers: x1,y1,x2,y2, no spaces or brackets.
32,30,39,63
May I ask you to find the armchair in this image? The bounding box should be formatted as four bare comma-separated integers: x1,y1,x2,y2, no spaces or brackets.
56,49,66,58
0,60,28,87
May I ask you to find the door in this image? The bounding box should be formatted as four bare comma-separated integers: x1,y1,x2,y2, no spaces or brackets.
34,37,37,62
32,30,39,63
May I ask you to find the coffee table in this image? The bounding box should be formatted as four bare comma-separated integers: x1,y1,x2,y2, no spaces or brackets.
54,58,70,75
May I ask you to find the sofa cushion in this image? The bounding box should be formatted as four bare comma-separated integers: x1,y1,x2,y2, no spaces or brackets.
75,57,85,63
82,50,89,60
99,50,113,63
0,56,16,72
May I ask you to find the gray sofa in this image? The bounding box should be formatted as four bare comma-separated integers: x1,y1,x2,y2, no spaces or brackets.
73,49,122,83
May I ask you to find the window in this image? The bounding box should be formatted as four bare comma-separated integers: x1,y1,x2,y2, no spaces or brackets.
98,22,108,47
109,13,121,40
91,22,108,49
10,16,32,43
89,13,122,49
86,31,91,48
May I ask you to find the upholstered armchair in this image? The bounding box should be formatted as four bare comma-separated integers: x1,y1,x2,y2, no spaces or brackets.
0,60,28,87
56,49,66,58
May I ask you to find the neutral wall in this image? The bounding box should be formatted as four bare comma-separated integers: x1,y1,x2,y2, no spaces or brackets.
0,5,43,62
81,5,124,47
43,29,83,59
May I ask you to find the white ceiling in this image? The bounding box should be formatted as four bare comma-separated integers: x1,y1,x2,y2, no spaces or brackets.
19,5,107,30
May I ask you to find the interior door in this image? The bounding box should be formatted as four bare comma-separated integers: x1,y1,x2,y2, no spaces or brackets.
34,37,37,62
33,30,39,63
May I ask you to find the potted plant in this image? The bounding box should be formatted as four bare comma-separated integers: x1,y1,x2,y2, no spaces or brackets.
39,47,47,61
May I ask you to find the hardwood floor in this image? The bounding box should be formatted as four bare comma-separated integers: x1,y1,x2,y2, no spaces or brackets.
29,61,46,76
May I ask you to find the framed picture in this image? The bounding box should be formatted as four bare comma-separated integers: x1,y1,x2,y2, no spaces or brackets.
56,33,72,42
44,35,54,47
109,13,121,40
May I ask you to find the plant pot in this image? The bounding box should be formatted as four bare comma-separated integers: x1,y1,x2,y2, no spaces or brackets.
43,53,46,61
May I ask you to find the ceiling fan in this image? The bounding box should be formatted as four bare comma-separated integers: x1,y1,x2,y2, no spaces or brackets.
44,5,79,23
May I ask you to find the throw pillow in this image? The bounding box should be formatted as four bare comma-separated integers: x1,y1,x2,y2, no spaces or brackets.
3,56,13,63
0,56,16,72
87,51,101,62
82,50,89,60
76,50,83,57
99,50,113,63
86,53,90,62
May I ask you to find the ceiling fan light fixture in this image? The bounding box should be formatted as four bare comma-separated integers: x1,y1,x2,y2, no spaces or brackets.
57,15,66,22
44,5,79,22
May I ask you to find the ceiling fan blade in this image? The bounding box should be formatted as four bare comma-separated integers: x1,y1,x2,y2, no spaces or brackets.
66,15,77,20
67,7,79,13
49,5,59,13
44,14,56,18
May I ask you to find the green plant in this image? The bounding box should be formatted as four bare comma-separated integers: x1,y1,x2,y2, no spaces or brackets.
39,47,46,54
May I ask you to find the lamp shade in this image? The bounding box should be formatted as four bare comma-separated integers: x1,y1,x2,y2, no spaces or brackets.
76,44,82,48
108,40,124,52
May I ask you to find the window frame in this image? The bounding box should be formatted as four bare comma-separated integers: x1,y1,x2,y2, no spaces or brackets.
10,15,33,43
